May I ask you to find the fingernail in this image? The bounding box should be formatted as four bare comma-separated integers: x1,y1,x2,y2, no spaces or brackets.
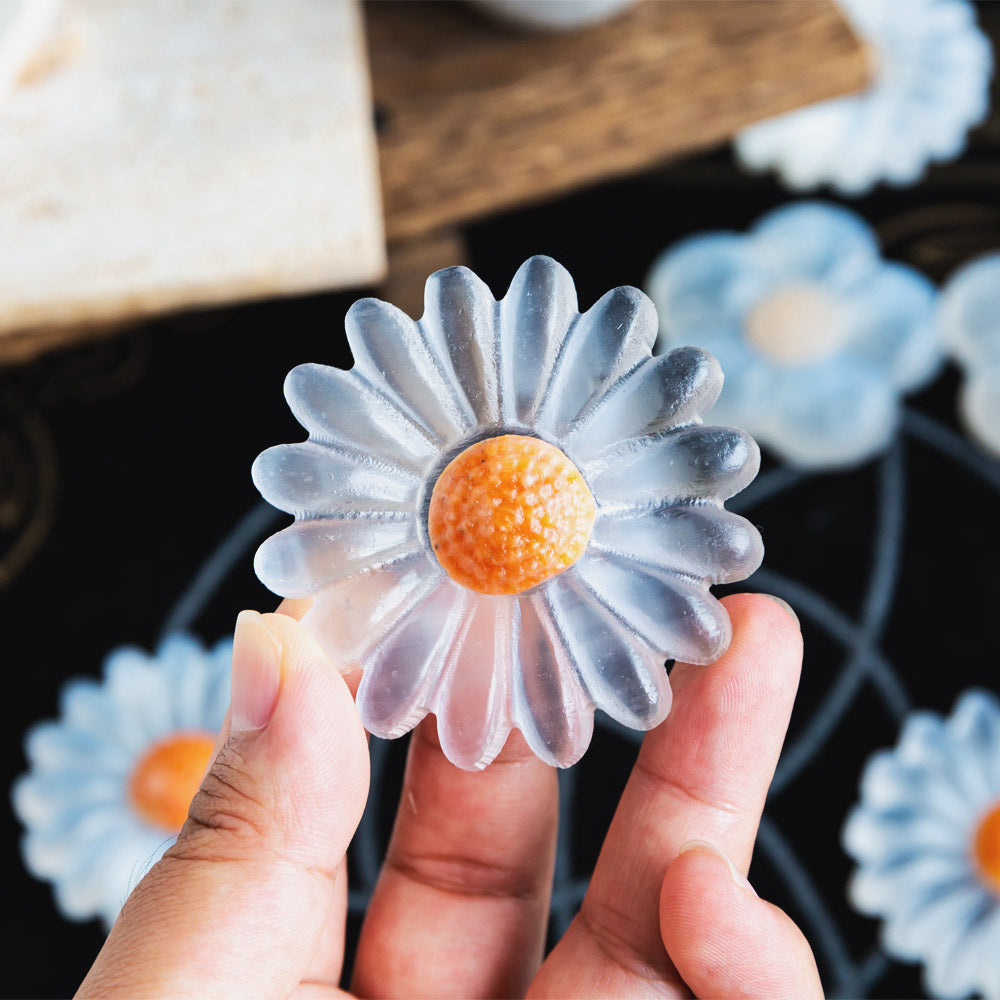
678,839,757,895
762,594,800,630
231,610,282,731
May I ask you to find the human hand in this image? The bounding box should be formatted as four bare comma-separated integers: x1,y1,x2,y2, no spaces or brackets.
76,593,821,999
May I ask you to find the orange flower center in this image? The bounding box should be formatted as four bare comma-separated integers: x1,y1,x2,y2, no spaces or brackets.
428,434,596,595
973,801,1000,894
128,731,215,833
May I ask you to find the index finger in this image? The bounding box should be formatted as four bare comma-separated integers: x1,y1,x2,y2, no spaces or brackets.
532,593,802,994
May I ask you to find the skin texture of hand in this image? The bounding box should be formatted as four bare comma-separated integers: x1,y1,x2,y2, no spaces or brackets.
76,593,822,1000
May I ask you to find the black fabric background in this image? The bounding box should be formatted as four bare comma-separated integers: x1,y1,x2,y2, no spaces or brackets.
2,6,1000,995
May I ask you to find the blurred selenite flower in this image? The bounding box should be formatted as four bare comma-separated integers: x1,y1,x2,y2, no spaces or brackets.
647,202,942,469
253,257,763,771
940,251,1000,458
12,635,230,929
843,690,1000,999
736,0,993,196
469,0,637,30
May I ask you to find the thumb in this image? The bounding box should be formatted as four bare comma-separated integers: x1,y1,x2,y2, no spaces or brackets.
78,610,370,1000
659,840,824,999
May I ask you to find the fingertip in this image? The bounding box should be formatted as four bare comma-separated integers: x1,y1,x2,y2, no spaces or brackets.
660,845,822,1000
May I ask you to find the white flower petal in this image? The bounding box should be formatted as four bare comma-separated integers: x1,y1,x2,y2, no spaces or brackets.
105,649,176,746
163,636,230,733
841,262,942,391
647,232,767,337
564,347,722,459
939,253,1000,366
512,592,594,768
751,201,880,292
23,720,124,773
899,712,995,807
758,359,896,469
858,750,975,826
13,771,122,827
949,689,1000,793
882,877,987,966
499,256,578,424
301,552,441,668
572,554,731,665
346,297,475,443
253,442,419,517
357,580,468,739
429,595,514,771
591,503,763,585
844,804,969,864
923,894,1000,1000
284,363,439,473
850,852,973,923
547,575,671,731
960,364,1000,459
420,266,503,426
254,516,420,598
585,424,759,508
535,285,656,436
21,803,127,879
59,678,138,754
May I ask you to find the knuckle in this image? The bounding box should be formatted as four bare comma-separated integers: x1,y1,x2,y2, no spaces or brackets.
170,739,270,860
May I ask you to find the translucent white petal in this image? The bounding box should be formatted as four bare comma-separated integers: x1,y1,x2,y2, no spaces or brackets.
162,636,229,733
939,253,1000,366
881,878,987,967
572,553,731,665
949,689,1000,792
758,359,896,469
254,516,420,598
499,256,578,424
585,424,759,508
924,893,1000,1000
421,266,502,426
647,233,768,337
252,442,419,518
301,552,441,668
850,852,972,921
960,365,1000,459
12,770,122,827
284,363,439,472
547,575,671,731
899,713,994,807
751,201,880,292
843,804,968,863
841,262,942,391
357,581,467,739
21,803,127,879
346,297,475,443
23,720,124,774
565,347,722,459
591,503,763,585
105,649,180,746
512,592,594,768
429,595,514,771
536,285,656,436
858,751,975,826
59,678,138,754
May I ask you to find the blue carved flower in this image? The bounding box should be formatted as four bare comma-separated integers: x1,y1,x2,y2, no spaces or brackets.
647,202,942,468
940,251,1000,458
11,635,231,929
736,0,993,196
843,690,1000,999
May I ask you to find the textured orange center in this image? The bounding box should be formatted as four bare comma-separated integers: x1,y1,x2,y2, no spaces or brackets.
128,731,215,833
973,801,1000,893
428,434,596,595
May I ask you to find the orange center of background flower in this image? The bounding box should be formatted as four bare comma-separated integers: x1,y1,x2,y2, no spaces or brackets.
973,801,1000,894
428,434,596,595
129,731,215,833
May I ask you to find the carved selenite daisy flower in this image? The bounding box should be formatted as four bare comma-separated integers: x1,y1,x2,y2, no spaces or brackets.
253,257,763,770
844,691,1000,999
12,635,230,928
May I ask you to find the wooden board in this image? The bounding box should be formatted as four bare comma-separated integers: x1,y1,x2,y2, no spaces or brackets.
0,0,385,346
370,0,870,242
